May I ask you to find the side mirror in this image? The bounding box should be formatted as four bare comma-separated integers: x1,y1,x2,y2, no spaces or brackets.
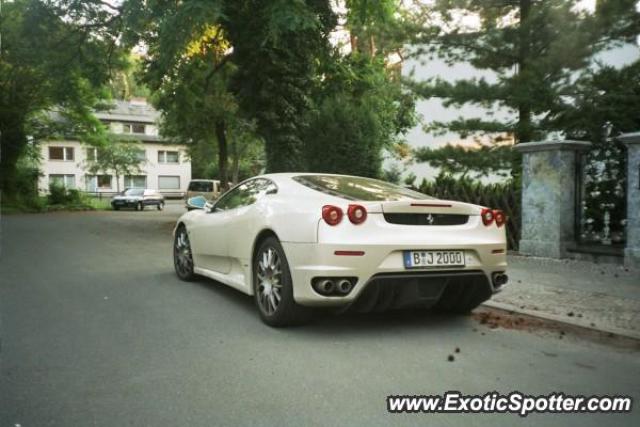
186,196,207,210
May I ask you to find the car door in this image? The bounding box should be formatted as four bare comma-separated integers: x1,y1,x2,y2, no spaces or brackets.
188,179,267,274
142,189,157,206
225,179,278,267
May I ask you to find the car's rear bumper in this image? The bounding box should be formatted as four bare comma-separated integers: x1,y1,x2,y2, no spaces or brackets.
282,241,506,308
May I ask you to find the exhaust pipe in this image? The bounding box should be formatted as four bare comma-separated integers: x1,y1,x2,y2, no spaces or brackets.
316,279,335,295
336,279,353,294
492,273,508,288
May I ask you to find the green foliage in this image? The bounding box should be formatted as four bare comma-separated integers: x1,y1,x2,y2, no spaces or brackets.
414,144,516,178
418,174,521,250
547,62,640,140
0,0,125,196
48,184,82,205
305,93,386,177
382,164,403,185
406,0,639,144
545,61,640,242
143,17,238,187
83,137,145,192
403,172,417,187
225,0,336,172
109,54,151,100
124,0,322,181
305,55,416,177
346,0,407,58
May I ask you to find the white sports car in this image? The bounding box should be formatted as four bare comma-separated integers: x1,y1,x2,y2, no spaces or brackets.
173,173,508,326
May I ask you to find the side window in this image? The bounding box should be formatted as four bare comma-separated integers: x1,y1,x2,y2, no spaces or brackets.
214,179,276,211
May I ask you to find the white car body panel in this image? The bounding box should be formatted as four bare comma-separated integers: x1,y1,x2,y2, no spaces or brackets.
175,173,507,307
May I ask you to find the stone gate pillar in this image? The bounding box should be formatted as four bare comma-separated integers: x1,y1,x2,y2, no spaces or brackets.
619,132,640,269
514,140,592,258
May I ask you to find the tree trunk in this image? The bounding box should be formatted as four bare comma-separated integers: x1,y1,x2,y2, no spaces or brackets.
350,33,358,53
369,34,376,57
0,115,27,199
215,120,229,190
517,0,533,144
231,136,240,185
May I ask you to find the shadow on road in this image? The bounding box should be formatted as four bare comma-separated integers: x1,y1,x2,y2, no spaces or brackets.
185,273,473,336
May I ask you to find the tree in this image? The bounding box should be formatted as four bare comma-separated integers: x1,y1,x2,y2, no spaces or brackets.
109,54,151,100
224,0,336,172
414,143,514,178
144,22,238,189
548,61,640,242
301,0,416,177
406,0,640,144
123,0,236,188
84,137,145,193
123,0,332,179
304,55,416,177
0,0,124,198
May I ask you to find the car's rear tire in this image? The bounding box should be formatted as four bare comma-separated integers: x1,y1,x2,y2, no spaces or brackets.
157,201,164,211
253,236,313,327
174,225,196,281
113,205,119,211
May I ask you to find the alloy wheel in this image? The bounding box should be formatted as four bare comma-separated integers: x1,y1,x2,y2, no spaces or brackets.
174,228,193,278
256,246,283,315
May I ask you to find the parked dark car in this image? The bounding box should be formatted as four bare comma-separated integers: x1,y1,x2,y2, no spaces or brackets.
111,188,165,211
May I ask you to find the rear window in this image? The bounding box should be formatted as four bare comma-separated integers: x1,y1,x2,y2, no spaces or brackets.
123,188,144,196
189,181,214,192
293,175,432,201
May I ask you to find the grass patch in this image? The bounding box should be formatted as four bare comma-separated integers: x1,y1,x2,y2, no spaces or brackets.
82,196,112,210
1,194,112,214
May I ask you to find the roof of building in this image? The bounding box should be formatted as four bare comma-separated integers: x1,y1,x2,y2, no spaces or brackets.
94,99,161,124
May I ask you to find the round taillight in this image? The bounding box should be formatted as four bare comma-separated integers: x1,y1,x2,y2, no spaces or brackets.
347,204,367,224
494,209,506,227
322,205,343,226
481,208,494,226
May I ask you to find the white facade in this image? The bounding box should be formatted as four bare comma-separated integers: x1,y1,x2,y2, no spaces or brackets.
38,100,191,197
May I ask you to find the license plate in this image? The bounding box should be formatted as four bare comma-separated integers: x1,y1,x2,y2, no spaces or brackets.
403,250,465,269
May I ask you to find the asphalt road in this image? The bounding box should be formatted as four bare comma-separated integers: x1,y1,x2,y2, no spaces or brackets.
1,204,639,426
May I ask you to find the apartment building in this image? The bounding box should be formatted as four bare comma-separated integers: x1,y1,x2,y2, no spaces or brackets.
38,99,191,197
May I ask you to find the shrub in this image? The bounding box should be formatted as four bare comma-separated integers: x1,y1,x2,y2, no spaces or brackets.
48,183,68,205
417,174,521,250
48,184,83,205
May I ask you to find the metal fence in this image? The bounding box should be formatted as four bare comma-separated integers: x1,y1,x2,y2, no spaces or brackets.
575,137,627,246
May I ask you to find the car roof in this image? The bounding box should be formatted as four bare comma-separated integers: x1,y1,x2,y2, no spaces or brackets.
258,172,363,183
251,173,388,199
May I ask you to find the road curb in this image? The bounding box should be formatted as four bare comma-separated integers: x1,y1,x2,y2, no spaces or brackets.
482,300,640,342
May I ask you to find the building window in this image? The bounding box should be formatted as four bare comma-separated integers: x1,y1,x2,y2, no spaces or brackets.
158,176,180,190
122,123,146,134
134,149,146,162
49,146,74,161
49,174,76,189
86,175,112,190
96,175,112,189
158,150,179,164
125,175,147,189
85,175,97,191
86,147,98,161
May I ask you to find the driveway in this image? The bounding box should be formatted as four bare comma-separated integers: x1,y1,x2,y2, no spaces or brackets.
1,207,639,426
